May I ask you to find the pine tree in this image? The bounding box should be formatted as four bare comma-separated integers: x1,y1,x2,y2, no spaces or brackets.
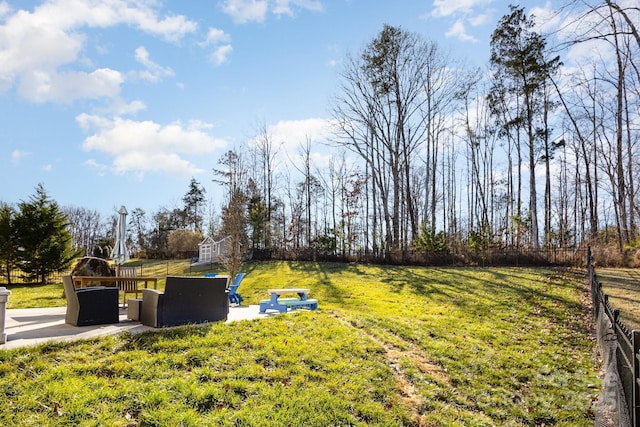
0,203,19,284
488,5,560,249
13,184,81,283
182,178,206,232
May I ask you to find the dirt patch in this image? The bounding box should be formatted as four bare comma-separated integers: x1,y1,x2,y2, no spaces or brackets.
336,315,451,426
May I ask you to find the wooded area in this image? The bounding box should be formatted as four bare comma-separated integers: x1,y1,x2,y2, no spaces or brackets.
3,1,639,270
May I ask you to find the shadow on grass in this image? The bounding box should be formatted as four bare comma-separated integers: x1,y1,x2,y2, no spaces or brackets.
287,261,350,304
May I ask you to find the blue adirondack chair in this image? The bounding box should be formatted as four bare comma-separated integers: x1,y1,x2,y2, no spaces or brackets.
229,273,245,305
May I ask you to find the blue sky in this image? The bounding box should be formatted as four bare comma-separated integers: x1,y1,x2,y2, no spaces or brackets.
1,0,555,217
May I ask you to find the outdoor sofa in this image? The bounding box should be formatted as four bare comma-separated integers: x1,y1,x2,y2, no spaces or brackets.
140,276,229,327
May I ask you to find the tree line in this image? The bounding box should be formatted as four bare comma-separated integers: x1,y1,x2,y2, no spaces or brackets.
238,2,639,263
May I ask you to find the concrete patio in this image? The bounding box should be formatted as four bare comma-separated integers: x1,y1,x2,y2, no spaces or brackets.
1,305,276,350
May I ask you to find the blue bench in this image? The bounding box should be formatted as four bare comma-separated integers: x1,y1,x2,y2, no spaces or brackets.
285,299,318,310
259,289,318,313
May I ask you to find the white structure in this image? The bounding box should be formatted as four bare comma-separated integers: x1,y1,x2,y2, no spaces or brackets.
197,236,232,263
0,287,11,344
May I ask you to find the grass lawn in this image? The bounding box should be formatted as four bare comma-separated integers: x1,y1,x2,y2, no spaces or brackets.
0,263,600,426
592,268,640,330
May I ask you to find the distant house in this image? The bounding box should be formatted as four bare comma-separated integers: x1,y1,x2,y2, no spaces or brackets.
197,236,232,263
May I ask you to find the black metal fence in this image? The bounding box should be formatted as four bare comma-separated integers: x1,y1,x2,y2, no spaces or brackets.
588,247,640,426
0,269,67,285
254,247,588,267
2,248,588,285
0,265,144,285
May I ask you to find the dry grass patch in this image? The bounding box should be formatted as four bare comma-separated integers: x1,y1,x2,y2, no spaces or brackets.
593,268,640,330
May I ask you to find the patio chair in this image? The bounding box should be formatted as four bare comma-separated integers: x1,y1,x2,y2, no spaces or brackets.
229,273,245,305
140,276,229,328
117,266,139,308
62,275,119,326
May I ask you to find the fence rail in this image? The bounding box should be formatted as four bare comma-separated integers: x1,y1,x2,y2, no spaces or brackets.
2,248,587,285
588,247,640,426
0,259,198,286
256,247,587,266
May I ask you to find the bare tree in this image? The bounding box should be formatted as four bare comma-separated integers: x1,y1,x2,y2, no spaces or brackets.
332,25,461,257
250,122,279,250
214,150,249,279
63,205,103,256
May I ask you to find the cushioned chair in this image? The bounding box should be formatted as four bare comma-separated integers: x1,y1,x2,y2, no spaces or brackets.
62,275,120,326
140,276,229,328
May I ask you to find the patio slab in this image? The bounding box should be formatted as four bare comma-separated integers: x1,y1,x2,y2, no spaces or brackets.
1,305,277,350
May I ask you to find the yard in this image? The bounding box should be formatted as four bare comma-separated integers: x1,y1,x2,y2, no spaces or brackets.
0,262,600,426
592,268,640,331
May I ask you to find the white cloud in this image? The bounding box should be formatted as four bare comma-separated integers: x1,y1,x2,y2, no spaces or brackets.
221,0,322,23
531,2,620,69
84,158,109,176
42,164,52,172
445,20,478,43
93,99,147,117
530,3,563,34
221,0,268,24
210,44,233,66
468,13,490,27
266,118,335,150
77,114,228,177
30,0,197,42
0,0,197,103
10,149,30,165
133,46,175,82
273,0,323,16
202,27,231,45
18,68,123,103
0,2,11,19
246,118,337,171
431,0,494,18
201,28,233,66
115,99,146,116
428,0,492,45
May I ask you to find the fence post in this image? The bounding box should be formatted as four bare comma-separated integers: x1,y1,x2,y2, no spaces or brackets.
634,330,640,427
0,287,11,344
594,282,601,320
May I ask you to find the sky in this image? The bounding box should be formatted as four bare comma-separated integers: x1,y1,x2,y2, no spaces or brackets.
1,0,563,218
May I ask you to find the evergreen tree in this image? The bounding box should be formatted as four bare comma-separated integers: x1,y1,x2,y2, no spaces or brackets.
247,179,268,251
0,203,19,284
182,178,206,232
13,184,81,283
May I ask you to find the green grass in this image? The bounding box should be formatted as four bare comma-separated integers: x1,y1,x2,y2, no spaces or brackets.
1,263,600,426
593,268,640,330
